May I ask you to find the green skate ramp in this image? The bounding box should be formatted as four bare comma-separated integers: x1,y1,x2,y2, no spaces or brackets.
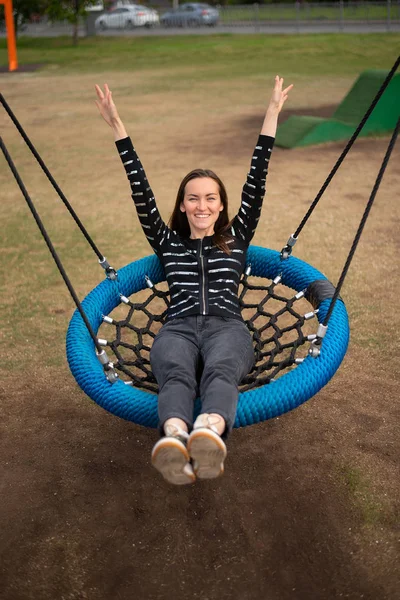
276,70,400,148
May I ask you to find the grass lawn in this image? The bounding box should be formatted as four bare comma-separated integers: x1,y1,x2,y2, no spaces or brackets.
1,33,399,76
0,32,398,362
0,33,399,600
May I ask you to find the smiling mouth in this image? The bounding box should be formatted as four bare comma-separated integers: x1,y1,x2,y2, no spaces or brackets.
195,214,210,218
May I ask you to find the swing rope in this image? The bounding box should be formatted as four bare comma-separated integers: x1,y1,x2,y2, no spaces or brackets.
307,117,400,353
0,93,117,280
321,116,400,330
0,137,119,383
281,54,400,259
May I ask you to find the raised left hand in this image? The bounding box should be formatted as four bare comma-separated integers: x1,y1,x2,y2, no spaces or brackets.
267,75,293,114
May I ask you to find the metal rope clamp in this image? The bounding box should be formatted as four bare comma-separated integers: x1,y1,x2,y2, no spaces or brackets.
308,323,328,358
96,348,119,383
99,256,118,281
280,234,297,260
145,275,154,289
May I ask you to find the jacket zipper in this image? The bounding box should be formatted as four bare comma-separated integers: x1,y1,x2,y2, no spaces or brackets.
200,238,206,315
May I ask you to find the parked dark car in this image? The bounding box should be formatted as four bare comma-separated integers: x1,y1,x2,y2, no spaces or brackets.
160,3,219,27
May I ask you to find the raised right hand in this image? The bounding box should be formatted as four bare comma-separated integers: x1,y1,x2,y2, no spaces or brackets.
94,83,120,127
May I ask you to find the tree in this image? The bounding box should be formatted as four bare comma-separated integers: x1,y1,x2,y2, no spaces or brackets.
46,0,98,45
0,0,47,35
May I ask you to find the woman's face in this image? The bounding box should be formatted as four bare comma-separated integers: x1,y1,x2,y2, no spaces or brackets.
180,177,224,239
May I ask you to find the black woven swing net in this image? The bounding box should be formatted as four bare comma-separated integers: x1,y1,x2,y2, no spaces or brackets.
97,267,319,393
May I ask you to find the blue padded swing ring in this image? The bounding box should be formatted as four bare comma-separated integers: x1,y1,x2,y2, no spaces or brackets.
66,246,349,428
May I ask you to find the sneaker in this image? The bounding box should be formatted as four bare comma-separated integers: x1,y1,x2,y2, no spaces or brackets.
151,425,195,486
187,414,227,480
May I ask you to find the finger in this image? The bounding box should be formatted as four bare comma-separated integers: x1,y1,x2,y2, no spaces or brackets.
95,84,104,100
283,84,294,94
104,83,111,98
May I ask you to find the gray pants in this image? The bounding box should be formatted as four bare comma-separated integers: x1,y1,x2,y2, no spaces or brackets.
150,315,255,436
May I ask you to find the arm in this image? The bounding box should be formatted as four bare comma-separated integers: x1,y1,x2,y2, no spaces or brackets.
231,76,293,245
94,84,169,253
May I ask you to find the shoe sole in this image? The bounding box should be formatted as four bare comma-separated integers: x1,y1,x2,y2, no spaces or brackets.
151,438,195,485
187,429,227,479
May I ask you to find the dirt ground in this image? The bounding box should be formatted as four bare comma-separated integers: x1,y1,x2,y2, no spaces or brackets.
0,70,399,600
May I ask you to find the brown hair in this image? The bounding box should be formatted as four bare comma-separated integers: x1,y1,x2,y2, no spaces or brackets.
168,169,233,254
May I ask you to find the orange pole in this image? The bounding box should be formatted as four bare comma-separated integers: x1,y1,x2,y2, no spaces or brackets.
1,0,18,71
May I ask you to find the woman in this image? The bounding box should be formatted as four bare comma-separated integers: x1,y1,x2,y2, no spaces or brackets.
95,76,293,485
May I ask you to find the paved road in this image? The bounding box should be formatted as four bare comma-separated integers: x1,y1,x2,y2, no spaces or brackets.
97,22,400,35
2,21,399,38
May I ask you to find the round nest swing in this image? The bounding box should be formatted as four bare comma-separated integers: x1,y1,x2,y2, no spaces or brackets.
1,57,398,430
66,246,349,428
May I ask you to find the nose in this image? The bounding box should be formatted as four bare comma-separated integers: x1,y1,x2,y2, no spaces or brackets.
198,198,208,211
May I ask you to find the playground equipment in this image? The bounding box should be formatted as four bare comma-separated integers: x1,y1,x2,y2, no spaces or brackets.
0,0,18,71
0,56,399,428
276,70,400,148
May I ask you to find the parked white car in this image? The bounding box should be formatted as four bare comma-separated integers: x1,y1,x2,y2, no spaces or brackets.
95,5,159,29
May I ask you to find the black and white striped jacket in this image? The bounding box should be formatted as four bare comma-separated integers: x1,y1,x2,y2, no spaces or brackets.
116,135,274,321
